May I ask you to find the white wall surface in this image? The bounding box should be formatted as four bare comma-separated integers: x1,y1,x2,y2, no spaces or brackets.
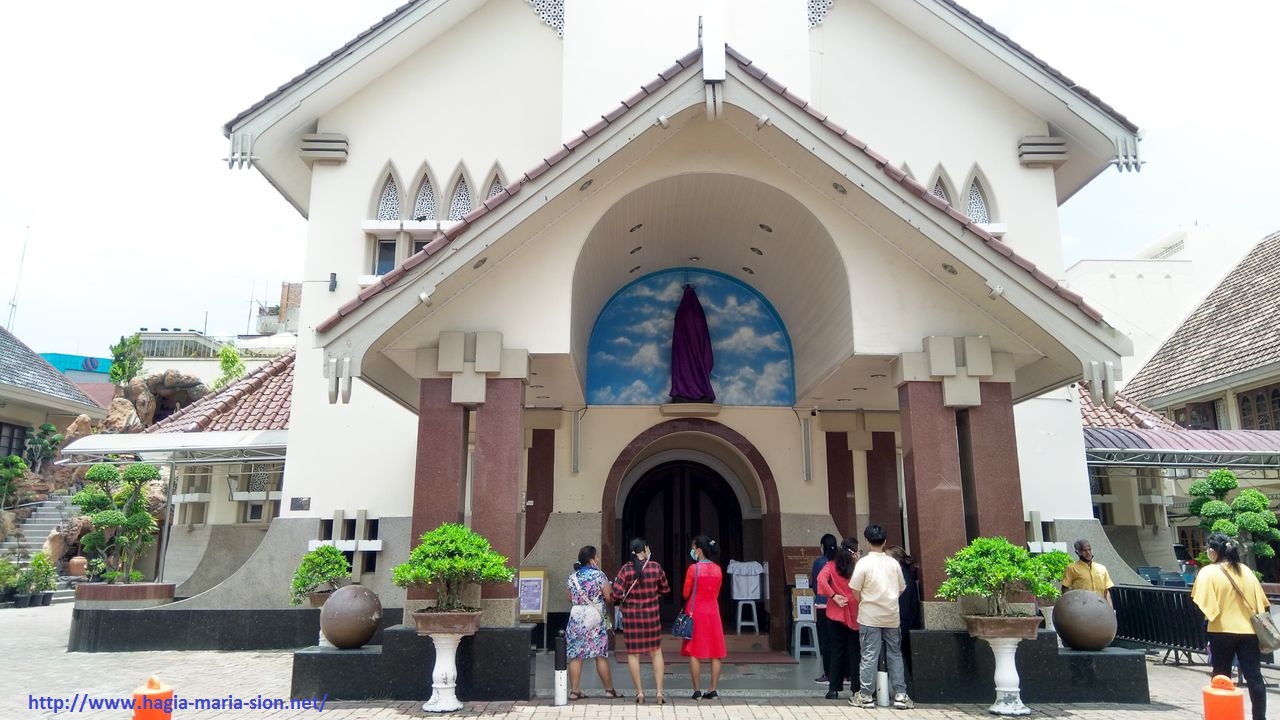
1013,387,1093,521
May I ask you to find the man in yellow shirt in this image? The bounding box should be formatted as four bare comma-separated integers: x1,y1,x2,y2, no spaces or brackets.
1062,540,1114,608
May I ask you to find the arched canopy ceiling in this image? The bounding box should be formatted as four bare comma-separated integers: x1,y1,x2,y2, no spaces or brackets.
571,172,852,398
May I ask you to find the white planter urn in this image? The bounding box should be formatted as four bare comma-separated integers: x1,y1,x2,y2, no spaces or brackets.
963,615,1043,716
412,610,483,713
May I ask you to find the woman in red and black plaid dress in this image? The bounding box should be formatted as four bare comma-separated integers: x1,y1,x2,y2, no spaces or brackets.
612,537,670,704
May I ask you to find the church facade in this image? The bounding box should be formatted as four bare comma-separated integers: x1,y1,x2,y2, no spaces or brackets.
215,0,1139,645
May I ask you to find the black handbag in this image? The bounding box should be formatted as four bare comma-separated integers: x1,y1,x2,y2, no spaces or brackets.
672,564,699,639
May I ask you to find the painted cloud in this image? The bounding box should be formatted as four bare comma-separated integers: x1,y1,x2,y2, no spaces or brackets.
587,269,794,405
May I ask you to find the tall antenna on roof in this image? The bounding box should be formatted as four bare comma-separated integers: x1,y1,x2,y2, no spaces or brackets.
5,226,29,331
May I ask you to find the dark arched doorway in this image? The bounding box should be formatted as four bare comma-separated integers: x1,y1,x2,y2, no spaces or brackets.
621,460,743,625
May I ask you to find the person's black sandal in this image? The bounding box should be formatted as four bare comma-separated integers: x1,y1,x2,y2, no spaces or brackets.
702,691,719,700
691,690,702,700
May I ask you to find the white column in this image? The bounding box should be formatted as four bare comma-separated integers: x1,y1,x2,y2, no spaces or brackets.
423,633,465,712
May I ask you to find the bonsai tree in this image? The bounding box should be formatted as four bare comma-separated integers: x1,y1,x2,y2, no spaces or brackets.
392,522,515,612
23,423,65,474
0,454,28,510
73,462,160,582
1188,468,1280,562
936,536,1072,616
289,544,352,605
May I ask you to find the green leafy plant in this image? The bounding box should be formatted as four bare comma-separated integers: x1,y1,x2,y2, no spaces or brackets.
14,566,37,596
936,537,1071,616
28,552,58,593
392,523,515,612
101,570,123,584
0,558,17,591
288,544,352,605
23,423,65,474
85,558,106,581
108,333,144,385
73,462,160,582
1188,469,1280,559
212,344,247,390
0,454,28,510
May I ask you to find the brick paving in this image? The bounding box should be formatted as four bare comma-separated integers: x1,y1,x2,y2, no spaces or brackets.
5,604,1264,719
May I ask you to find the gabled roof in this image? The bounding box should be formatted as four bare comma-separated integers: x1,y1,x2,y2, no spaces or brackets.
932,0,1136,134
0,327,103,415
315,46,1107,336
145,351,294,434
225,0,1139,215
1124,231,1280,406
1076,382,1179,431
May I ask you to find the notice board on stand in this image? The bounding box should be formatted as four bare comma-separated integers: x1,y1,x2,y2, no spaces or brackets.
518,567,547,623
781,546,817,583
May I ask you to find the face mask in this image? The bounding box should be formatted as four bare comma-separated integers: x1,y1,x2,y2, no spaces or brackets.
690,549,698,560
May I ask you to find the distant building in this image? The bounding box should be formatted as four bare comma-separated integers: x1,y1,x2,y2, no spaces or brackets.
0,328,106,453
39,352,115,409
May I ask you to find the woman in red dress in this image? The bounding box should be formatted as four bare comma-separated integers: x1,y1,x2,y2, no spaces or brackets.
682,535,726,699
611,537,670,704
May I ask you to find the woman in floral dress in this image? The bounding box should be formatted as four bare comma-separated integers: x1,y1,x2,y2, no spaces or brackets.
564,545,619,700
612,537,670,704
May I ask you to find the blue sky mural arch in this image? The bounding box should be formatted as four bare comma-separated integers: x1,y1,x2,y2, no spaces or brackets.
587,268,795,406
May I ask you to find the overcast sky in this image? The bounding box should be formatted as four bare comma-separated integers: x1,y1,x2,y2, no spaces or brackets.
1,1,1275,357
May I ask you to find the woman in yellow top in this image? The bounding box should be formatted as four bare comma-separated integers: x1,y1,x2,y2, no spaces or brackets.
1190,533,1269,720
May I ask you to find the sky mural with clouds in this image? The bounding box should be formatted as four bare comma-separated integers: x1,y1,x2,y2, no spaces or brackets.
587,268,795,405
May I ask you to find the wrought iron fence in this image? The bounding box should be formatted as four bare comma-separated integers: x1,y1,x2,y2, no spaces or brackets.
1110,584,1206,663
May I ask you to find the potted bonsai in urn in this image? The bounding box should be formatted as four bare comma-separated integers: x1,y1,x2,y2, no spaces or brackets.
936,537,1071,716
289,544,352,607
392,522,515,713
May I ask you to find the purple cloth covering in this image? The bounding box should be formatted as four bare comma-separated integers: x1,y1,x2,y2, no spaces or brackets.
670,285,715,403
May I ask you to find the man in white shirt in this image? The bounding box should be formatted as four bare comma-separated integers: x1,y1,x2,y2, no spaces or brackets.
847,524,913,709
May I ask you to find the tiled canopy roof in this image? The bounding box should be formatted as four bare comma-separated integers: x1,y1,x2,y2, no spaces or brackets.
1076,382,1179,431
0,327,101,409
1124,231,1280,405
315,46,1107,335
145,351,294,434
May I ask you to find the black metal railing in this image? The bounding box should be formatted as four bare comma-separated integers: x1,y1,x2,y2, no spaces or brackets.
1111,584,1205,659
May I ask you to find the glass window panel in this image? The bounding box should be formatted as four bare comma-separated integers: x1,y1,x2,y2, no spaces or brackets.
374,239,396,275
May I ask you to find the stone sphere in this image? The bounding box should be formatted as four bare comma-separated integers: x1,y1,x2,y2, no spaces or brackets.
320,584,383,649
1053,589,1116,651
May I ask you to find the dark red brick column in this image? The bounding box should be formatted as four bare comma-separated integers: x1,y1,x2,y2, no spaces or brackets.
867,431,903,547
963,383,1027,545
824,431,855,538
472,378,523,599
525,429,555,552
899,381,966,599
410,379,469,600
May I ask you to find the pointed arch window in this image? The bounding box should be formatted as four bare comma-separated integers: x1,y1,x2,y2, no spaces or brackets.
966,179,990,224
376,176,400,221
413,177,437,221
447,177,472,221
931,177,950,204
488,175,505,198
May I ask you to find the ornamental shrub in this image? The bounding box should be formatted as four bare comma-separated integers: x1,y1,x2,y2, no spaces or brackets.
288,544,351,605
71,462,160,581
936,536,1069,616
1188,468,1279,561
392,523,515,612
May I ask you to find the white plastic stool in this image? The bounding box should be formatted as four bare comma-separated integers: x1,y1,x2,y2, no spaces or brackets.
736,600,759,634
793,620,819,659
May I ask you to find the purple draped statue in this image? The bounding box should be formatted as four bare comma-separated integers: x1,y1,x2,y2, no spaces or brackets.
670,285,716,403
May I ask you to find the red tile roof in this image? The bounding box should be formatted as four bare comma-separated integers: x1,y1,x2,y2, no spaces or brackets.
1123,231,1280,405
1076,382,1180,431
314,47,1108,335
75,382,117,410
145,351,294,434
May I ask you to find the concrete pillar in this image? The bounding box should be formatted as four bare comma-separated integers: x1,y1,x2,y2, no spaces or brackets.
899,381,966,599
825,431,855,538
525,429,555,552
409,379,469,600
867,431,903,548
963,383,1027,545
472,378,524,603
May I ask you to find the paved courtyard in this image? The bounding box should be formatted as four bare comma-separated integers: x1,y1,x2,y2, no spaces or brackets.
5,604,1271,719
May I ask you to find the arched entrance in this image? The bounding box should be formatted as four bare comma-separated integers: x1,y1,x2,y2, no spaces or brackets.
602,418,786,649
621,460,744,624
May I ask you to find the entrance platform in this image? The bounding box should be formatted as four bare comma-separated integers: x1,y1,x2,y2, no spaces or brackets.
9,605,1265,719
